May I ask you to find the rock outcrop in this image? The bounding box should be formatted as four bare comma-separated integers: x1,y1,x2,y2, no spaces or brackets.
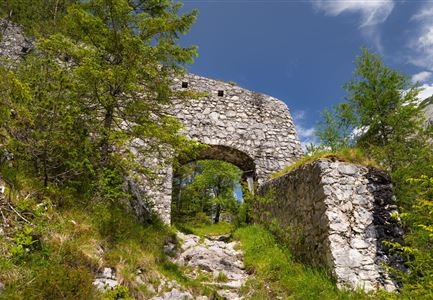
421,96,433,128
0,19,33,62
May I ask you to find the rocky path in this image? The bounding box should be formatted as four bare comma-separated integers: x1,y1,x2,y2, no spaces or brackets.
154,231,250,300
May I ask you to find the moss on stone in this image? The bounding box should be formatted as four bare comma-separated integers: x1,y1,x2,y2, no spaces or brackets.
270,148,380,179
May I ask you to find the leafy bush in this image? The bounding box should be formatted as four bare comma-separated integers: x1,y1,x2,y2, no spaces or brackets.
10,226,39,260
386,171,433,298
102,285,133,300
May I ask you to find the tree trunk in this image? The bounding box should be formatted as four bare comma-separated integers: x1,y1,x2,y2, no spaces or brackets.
176,174,183,215
214,203,221,224
101,106,114,166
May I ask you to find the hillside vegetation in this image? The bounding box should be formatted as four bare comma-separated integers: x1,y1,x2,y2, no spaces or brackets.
0,0,432,299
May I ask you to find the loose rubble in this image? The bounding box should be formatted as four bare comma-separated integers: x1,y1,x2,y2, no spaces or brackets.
93,268,119,291
148,231,251,300
170,231,249,300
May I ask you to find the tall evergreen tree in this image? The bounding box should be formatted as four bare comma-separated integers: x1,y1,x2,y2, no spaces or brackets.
0,0,200,189
316,49,433,183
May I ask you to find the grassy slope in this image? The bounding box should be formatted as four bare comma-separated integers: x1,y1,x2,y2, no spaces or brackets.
0,187,215,299
175,221,234,237
234,225,379,300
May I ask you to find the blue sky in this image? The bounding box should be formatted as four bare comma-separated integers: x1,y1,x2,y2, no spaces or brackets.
179,0,433,146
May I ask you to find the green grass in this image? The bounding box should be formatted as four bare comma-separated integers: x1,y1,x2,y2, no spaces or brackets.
271,148,379,179
175,222,234,237
234,225,378,300
0,184,224,300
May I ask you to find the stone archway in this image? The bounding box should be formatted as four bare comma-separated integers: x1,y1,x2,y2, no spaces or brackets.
170,74,304,183
171,144,256,223
145,74,304,224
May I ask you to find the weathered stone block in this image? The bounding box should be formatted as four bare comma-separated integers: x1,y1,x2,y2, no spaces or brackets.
257,159,404,291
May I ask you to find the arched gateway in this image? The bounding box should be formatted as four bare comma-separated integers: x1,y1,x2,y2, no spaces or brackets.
139,74,304,224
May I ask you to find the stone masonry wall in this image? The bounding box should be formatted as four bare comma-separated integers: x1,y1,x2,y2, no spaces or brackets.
258,158,403,291
170,74,304,182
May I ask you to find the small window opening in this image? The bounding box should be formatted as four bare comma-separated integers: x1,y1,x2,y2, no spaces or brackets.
182,82,188,88
218,90,224,97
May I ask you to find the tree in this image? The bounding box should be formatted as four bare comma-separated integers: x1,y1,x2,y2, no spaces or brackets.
0,0,77,36
40,0,199,167
316,48,432,179
0,56,93,188
315,103,355,151
0,0,201,190
173,160,242,224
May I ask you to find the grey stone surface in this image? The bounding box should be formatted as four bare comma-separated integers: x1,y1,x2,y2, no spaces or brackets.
144,74,303,223
257,159,403,291
151,288,193,300
92,267,119,291
0,20,33,63
171,231,249,300
170,74,303,183
422,97,433,128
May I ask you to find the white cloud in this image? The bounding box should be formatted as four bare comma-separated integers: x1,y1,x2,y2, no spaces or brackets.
312,0,395,27
411,5,433,22
312,0,394,52
409,3,433,71
293,110,318,151
292,110,306,122
418,83,433,102
411,71,433,83
297,125,315,139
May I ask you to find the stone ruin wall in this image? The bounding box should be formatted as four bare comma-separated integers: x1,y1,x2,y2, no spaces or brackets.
0,19,305,224
140,74,304,223
258,158,404,291
169,73,304,182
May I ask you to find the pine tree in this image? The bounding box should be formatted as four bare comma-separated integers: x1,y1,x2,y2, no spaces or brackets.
1,0,201,189
316,48,432,178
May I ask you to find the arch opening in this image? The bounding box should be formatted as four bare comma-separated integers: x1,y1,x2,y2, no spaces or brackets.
171,145,256,227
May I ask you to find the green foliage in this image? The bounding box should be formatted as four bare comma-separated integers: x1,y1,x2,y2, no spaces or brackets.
0,183,179,299
271,147,378,179
102,285,133,300
177,222,234,237
10,225,38,259
0,0,201,200
315,48,433,180
234,225,372,299
97,167,129,204
172,160,242,224
216,272,228,283
316,105,356,151
236,182,254,226
22,265,95,300
0,0,77,36
386,171,433,298
313,48,433,296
